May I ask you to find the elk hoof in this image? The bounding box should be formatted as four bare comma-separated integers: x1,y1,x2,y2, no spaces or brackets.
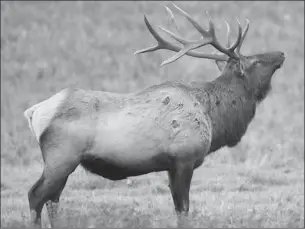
30,210,41,228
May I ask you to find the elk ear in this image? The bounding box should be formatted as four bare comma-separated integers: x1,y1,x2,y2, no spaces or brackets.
215,60,226,72
239,61,246,75
239,58,255,76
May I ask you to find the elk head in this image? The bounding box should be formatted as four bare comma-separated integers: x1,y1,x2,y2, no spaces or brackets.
135,3,285,103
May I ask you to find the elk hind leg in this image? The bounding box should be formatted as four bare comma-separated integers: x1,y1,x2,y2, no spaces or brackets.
28,158,78,228
28,175,45,227
45,176,68,228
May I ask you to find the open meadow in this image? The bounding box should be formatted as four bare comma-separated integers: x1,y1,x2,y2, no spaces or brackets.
1,1,304,228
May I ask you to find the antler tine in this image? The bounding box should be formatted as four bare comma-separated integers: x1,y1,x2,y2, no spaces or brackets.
165,6,181,35
227,18,242,51
236,19,250,54
206,10,215,36
172,3,210,37
225,20,231,48
134,15,170,55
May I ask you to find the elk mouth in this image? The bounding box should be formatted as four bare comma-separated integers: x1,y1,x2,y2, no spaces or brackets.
275,53,285,69
276,59,284,68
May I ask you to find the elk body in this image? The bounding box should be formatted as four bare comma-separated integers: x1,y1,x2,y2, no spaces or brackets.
24,4,285,228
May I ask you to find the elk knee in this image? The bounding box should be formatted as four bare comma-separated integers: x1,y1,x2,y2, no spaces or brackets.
28,175,45,212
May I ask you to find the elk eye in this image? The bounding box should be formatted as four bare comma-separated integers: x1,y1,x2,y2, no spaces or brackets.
254,61,260,66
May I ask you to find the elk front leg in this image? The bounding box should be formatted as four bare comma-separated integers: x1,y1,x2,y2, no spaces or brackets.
168,161,194,227
46,200,59,227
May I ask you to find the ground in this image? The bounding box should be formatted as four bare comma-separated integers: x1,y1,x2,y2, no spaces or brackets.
1,1,304,228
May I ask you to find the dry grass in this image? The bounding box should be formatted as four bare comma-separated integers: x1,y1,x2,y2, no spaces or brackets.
1,1,304,228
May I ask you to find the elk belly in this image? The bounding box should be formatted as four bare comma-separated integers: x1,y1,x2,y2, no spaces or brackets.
80,151,173,180
82,130,173,180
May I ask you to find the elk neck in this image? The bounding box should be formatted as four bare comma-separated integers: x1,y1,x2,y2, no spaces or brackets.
191,71,257,153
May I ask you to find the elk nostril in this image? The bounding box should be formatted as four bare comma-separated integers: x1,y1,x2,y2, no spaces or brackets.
275,51,285,58
277,52,285,64
280,52,285,59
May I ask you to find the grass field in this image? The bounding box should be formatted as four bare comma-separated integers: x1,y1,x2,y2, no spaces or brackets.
1,1,304,228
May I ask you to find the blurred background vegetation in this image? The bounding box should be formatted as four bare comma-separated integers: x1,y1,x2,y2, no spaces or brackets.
1,1,304,228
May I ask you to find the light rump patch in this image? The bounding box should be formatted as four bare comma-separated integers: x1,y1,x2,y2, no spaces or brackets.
24,88,70,142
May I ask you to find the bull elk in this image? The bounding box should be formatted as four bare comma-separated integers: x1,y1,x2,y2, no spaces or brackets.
24,4,285,228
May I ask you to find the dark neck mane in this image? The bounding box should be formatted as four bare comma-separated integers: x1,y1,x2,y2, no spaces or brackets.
192,73,257,153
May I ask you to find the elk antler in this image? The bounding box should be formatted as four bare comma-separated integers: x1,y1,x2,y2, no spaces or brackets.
135,3,250,66
235,18,250,55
